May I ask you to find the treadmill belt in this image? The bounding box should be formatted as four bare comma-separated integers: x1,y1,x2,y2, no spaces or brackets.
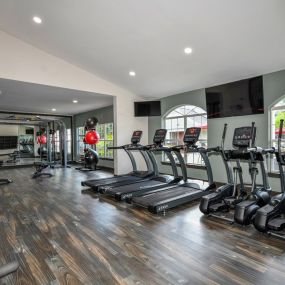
132,186,204,206
105,179,169,195
83,175,139,187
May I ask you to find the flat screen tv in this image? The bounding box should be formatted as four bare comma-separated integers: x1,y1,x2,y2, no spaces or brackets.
206,76,264,119
26,128,34,135
134,101,161,117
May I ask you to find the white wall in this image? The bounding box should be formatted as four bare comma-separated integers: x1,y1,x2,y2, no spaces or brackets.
0,30,148,174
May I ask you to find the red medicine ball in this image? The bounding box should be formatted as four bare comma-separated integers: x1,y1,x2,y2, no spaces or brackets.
85,130,100,145
37,135,47,144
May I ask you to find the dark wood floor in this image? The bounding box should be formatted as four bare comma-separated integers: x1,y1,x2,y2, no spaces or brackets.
0,167,285,285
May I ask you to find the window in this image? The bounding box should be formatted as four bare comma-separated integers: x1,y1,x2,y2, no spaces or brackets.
96,123,114,159
270,97,285,172
164,105,207,165
76,126,86,156
66,129,72,159
76,123,114,159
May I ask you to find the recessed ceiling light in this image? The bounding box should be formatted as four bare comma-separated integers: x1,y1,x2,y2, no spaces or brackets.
73,100,78,103
129,71,136,77
33,16,42,24
51,108,56,112
184,47,193,54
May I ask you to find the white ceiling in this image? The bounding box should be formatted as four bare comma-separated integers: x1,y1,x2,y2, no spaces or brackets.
0,0,285,98
0,78,113,115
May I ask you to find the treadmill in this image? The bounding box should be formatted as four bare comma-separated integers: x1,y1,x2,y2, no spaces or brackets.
99,129,183,200
81,130,154,191
129,127,216,214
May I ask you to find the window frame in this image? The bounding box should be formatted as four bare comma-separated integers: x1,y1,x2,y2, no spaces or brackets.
270,98,285,173
96,122,114,159
163,105,208,166
76,123,114,159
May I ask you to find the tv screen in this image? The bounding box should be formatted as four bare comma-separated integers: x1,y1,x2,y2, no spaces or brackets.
26,128,34,135
206,76,264,119
134,101,161,117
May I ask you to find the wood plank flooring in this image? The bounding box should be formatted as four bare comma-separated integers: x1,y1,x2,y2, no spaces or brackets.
0,167,285,285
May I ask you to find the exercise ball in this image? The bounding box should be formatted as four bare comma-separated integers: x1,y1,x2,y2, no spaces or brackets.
84,149,99,165
85,117,98,130
37,135,47,144
85,130,100,145
37,146,47,156
40,135,47,144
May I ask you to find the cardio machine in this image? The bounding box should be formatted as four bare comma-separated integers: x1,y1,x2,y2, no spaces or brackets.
234,144,273,225
254,119,285,239
129,127,216,214
81,131,154,191
98,129,183,200
200,123,271,222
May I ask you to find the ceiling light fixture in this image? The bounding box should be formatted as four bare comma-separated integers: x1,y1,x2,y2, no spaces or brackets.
73,100,78,103
51,108,56,112
184,47,193,54
129,71,136,77
33,16,42,24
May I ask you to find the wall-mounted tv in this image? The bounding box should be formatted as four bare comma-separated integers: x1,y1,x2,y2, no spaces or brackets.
206,76,264,119
26,128,34,135
134,101,161,117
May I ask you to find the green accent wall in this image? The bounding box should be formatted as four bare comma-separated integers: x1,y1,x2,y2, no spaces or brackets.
148,69,285,192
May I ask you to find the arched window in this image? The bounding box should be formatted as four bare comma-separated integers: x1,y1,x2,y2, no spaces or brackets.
270,97,285,172
164,105,207,165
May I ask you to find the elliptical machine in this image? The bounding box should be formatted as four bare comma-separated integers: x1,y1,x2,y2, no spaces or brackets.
234,143,273,225
199,123,247,220
254,119,285,238
200,122,271,223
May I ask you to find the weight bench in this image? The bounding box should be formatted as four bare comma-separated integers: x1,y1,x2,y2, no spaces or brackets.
0,160,12,185
6,151,20,163
32,162,54,178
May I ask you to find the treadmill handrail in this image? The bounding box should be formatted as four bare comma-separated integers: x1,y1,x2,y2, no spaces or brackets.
108,143,142,150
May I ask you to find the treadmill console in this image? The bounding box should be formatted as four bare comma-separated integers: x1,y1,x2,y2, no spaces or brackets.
153,129,167,145
232,126,256,148
184,127,201,145
131,130,143,145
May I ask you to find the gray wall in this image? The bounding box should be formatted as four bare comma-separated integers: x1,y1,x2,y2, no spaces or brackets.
73,105,114,168
148,69,285,192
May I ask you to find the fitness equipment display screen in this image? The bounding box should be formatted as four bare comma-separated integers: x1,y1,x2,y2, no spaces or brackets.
232,127,256,148
131,130,143,144
153,129,167,144
184,128,201,144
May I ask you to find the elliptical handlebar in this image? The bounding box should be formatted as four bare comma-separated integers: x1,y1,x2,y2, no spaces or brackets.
108,143,142,150
277,119,285,165
249,122,256,148
221,123,228,160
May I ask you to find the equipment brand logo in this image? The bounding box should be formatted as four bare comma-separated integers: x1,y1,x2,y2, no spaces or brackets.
121,193,133,199
157,204,168,211
139,185,152,189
